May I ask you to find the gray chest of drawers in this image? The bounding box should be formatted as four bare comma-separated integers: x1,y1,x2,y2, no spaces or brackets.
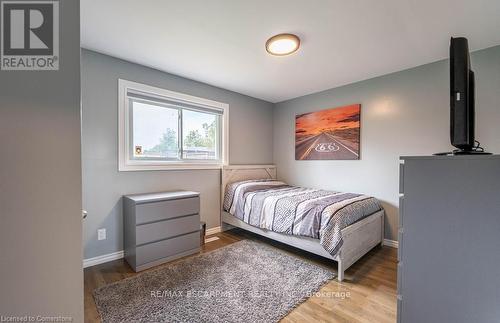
398,155,500,323
123,191,200,272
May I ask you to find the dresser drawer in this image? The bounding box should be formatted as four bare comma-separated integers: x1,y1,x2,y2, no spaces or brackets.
397,227,404,262
135,197,200,224
136,214,200,246
399,195,404,228
399,162,404,194
136,232,200,265
397,262,403,293
397,294,403,323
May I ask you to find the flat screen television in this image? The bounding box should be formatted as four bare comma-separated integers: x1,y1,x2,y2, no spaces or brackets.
450,37,475,151
441,37,490,155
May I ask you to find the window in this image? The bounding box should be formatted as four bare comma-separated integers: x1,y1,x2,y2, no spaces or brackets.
119,79,228,171
132,101,179,160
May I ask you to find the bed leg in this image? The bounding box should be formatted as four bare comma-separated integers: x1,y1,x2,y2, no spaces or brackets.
337,259,344,282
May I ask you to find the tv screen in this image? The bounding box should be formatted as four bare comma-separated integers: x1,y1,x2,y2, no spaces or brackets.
450,37,475,151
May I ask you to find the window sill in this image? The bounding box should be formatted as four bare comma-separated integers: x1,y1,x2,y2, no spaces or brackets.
118,162,225,172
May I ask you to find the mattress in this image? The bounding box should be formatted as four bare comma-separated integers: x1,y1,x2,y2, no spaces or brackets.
223,179,382,256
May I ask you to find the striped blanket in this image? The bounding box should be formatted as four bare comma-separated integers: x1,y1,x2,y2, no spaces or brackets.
223,179,382,256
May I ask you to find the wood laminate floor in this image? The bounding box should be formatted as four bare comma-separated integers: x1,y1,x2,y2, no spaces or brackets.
84,229,397,323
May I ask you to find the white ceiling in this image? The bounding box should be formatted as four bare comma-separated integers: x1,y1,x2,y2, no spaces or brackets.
81,0,500,103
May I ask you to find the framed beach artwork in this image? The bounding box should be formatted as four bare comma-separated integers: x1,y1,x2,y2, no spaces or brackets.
295,104,360,160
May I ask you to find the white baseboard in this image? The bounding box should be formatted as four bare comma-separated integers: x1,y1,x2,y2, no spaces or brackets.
206,226,221,236
83,250,124,268
383,239,399,248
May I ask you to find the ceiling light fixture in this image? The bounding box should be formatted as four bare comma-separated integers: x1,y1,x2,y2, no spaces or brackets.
265,33,300,56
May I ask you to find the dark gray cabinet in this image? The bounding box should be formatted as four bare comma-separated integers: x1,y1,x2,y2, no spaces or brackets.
398,155,500,323
123,191,201,271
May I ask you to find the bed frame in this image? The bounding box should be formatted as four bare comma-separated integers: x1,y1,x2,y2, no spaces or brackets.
220,165,384,282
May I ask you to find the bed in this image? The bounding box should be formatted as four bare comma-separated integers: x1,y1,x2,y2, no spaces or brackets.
220,165,385,282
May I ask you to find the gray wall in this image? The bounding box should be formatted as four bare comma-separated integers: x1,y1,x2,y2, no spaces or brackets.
82,49,273,259
273,45,500,241
0,0,83,320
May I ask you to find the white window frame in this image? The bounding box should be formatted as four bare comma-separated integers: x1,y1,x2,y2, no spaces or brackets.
118,79,229,171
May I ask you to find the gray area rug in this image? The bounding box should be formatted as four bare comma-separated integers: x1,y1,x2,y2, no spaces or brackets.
94,240,335,322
